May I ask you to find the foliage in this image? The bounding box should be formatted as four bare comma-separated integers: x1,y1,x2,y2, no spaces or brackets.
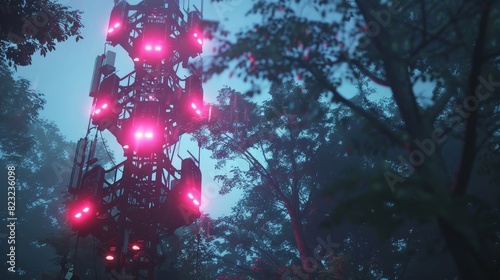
0,116,115,278
0,118,74,278
0,60,45,161
204,0,500,279
0,0,84,67
193,82,443,279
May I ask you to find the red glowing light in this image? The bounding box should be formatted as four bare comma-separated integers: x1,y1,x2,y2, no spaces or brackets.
154,45,162,51
101,103,108,109
191,103,197,109
113,22,120,28
145,132,153,139
131,245,140,251
123,144,129,149
196,110,201,115
82,207,90,213
108,28,115,33
197,38,203,45
133,57,140,62
135,132,143,138
74,213,82,219
145,45,152,51
105,255,114,261
193,33,198,38
187,192,200,206
94,109,101,115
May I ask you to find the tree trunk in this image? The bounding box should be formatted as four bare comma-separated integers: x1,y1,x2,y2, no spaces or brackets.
287,206,315,279
438,218,497,279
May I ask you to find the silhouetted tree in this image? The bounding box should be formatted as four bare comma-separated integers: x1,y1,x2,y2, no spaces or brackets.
0,60,45,160
0,0,83,67
195,82,431,279
204,1,500,278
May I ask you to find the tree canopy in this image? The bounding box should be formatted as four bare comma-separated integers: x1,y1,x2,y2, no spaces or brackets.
0,0,83,67
0,60,45,161
202,0,500,279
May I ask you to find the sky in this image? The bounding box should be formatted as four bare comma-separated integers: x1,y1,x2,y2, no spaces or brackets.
15,0,261,218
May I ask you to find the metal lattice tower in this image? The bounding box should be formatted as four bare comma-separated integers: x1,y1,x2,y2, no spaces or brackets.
67,1,205,279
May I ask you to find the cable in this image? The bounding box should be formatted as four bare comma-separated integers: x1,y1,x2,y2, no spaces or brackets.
177,134,182,158
93,236,98,280
99,131,117,167
196,220,201,279
72,234,80,279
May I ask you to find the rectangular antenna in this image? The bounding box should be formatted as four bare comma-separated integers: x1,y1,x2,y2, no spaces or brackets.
89,55,103,97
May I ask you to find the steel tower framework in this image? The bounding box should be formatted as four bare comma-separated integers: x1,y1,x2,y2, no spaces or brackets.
67,0,205,279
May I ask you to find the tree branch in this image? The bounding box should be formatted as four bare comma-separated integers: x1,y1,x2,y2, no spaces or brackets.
354,0,424,139
452,0,492,196
293,57,403,146
409,1,467,60
222,132,290,204
348,59,390,87
425,72,461,123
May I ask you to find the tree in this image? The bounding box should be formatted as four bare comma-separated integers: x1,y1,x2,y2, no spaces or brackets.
198,84,464,279
0,119,73,279
172,220,218,280
0,60,45,160
0,0,83,67
196,82,434,279
204,0,500,279
0,116,117,278
197,81,337,277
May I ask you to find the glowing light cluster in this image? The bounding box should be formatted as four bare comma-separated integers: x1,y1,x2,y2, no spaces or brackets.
144,44,163,52
69,202,94,232
193,32,203,45
135,131,154,139
120,120,164,156
187,192,200,206
74,205,91,219
190,102,202,115
93,103,109,115
108,22,121,33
